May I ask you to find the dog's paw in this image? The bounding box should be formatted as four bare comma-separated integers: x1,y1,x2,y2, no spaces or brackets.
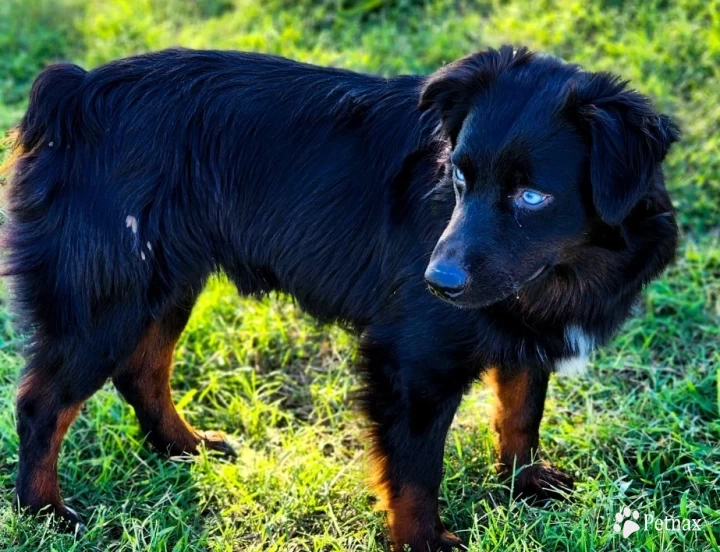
17,499,85,534
197,430,237,458
53,504,86,534
509,463,574,503
432,530,464,551
394,529,463,552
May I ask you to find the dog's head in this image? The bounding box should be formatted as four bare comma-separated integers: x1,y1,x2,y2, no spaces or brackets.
419,46,679,314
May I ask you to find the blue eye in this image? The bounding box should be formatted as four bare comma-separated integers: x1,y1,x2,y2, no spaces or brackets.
522,190,544,204
453,166,465,183
518,189,551,208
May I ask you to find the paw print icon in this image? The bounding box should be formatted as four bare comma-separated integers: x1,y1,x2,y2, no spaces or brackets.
614,507,641,538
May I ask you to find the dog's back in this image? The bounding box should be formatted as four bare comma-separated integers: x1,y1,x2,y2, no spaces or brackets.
5,49,447,330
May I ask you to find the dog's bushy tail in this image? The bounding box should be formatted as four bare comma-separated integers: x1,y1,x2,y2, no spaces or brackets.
1,63,87,278
1,63,87,176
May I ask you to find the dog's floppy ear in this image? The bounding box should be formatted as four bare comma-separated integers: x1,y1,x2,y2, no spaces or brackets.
570,73,680,226
419,45,534,143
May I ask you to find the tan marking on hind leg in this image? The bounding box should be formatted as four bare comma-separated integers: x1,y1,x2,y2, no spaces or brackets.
113,307,234,457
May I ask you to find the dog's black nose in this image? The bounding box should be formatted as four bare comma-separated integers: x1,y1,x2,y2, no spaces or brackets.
424,262,469,299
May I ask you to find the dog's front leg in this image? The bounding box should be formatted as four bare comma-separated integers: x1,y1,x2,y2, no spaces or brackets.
361,357,464,551
487,366,573,502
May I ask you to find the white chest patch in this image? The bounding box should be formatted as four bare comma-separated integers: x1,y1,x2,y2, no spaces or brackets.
555,355,589,376
554,326,595,376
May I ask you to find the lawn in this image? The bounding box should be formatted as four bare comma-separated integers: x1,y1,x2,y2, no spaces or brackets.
0,0,719,550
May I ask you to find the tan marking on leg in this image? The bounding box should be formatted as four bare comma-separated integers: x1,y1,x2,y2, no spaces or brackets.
386,485,459,551
485,367,534,471
387,485,434,549
368,449,391,511
124,321,200,453
29,404,82,507
368,453,452,551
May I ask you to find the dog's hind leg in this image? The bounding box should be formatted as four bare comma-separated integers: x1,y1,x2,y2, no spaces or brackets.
15,314,138,528
16,366,85,528
112,288,235,457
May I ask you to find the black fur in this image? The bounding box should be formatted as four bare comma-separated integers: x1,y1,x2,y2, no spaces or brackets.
3,46,678,550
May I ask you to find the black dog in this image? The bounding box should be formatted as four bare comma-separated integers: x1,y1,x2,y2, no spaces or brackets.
3,46,678,551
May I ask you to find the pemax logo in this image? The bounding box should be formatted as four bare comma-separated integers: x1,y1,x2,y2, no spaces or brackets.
612,505,703,539
614,507,641,538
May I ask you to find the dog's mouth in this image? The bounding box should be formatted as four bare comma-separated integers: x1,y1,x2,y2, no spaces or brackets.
427,263,554,309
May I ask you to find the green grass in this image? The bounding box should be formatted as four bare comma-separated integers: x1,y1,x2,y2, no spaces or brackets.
0,0,719,550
